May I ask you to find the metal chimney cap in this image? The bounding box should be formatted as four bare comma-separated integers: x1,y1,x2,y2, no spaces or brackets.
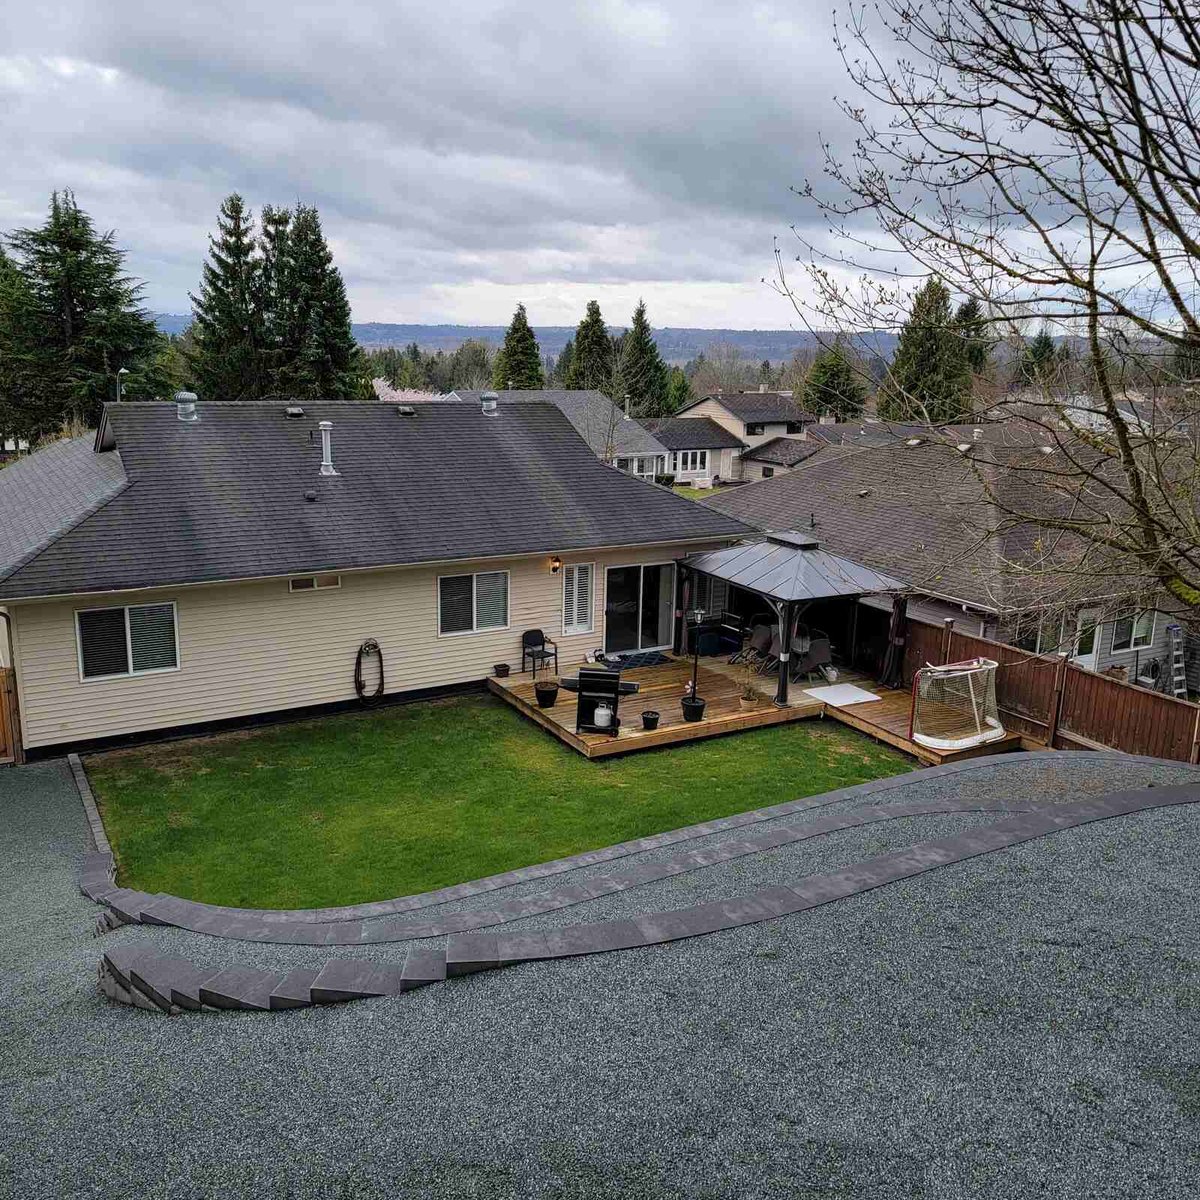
174,391,199,422
318,419,333,430
480,391,499,415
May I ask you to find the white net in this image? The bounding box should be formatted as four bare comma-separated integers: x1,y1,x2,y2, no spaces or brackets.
910,657,1006,751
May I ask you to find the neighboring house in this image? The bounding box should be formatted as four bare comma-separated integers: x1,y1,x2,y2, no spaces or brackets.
0,397,748,756
738,436,824,482
674,391,816,479
701,438,1199,694
637,417,745,488
451,390,668,480
1,434,31,464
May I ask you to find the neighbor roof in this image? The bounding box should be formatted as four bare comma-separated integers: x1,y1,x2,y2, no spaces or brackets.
740,436,824,467
637,417,744,451
0,435,128,582
682,532,905,602
451,390,667,459
679,393,816,424
0,401,749,601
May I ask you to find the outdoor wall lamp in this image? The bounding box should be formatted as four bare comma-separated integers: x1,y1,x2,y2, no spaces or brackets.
550,556,562,575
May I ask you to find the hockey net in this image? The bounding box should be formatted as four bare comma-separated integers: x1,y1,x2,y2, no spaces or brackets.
909,657,1006,751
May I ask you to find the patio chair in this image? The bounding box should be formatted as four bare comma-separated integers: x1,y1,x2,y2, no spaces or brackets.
791,636,832,682
756,629,783,676
521,629,559,678
731,623,772,666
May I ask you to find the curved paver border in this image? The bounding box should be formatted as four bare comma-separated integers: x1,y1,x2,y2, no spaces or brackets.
96,779,1200,1015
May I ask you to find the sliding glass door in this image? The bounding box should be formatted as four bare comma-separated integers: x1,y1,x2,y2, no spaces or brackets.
604,564,675,653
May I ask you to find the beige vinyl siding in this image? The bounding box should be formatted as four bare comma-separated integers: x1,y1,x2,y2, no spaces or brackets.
10,542,719,748
680,399,744,443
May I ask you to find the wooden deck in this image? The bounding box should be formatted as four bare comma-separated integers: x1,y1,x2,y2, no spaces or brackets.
816,678,1023,766
487,658,825,759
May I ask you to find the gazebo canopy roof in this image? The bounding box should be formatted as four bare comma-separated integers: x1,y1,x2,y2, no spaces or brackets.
681,532,906,604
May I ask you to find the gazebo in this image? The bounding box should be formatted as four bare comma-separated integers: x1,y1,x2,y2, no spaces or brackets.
678,532,908,706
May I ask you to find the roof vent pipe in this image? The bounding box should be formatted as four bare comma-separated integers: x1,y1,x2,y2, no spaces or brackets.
481,391,499,416
175,391,199,422
624,394,631,421
318,420,339,476
973,427,983,441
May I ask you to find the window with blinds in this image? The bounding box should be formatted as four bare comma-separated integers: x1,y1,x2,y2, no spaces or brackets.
77,602,178,680
562,563,594,635
438,571,509,635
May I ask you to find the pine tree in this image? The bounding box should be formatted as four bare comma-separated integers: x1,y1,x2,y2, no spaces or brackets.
188,194,263,401
953,296,992,375
665,366,693,413
255,204,292,393
1020,327,1058,386
616,300,669,415
271,205,360,400
878,278,970,422
551,336,574,386
566,300,613,393
0,245,53,438
803,341,866,419
6,190,161,429
491,303,544,389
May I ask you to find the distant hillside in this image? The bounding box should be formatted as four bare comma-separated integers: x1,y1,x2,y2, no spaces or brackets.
153,315,896,363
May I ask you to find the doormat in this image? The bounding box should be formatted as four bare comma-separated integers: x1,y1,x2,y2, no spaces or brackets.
803,683,882,706
613,651,671,669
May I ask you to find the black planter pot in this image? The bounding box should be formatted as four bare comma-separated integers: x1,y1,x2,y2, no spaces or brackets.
493,663,511,678
534,683,559,709
641,710,660,731
680,696,707,723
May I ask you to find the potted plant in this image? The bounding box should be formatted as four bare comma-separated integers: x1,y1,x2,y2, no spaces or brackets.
641,710,660,731
493,663,511,678
680,680,706,722
738,659,760,711
534,678,560,708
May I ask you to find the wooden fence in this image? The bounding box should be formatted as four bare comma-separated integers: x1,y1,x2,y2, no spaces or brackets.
0,668,20,766
902,618,1200,763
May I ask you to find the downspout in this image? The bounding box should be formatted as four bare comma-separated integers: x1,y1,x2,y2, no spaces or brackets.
0,609,23,764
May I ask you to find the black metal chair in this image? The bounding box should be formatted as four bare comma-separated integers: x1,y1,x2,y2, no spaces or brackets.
521,629,559,678
791,636,833,682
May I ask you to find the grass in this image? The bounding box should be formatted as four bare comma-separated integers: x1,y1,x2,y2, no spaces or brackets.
87,693,912,909
673,485,713,501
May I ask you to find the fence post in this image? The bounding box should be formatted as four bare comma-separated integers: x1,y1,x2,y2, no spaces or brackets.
1046,655,1067,749
941,618,955,664
1190,704,1200,765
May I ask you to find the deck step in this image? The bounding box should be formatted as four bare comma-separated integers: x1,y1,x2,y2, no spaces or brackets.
198,966,286,1011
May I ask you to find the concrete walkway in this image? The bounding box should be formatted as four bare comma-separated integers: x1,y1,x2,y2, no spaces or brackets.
3,754,1200,1197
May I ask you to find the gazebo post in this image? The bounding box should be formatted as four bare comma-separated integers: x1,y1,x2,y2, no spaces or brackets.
774,599,793,707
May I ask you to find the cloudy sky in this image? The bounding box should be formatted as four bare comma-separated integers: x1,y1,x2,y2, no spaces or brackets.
0,1,855,328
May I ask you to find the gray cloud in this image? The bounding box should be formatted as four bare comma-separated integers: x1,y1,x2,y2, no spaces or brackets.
0,1,857,326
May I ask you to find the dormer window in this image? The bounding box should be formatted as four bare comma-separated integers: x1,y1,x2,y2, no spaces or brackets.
746,423,765,436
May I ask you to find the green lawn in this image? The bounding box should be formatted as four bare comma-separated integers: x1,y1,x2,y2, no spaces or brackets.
87,693,912,909
673,485,712,501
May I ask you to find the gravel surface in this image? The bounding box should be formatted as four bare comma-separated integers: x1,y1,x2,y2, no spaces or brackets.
3,752,1199,1198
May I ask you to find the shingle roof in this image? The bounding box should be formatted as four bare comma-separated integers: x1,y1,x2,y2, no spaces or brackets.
0,401,750,601
740,436,824,467
699,441,1088,613
452,390,668,459
680,393,816,424
0,436,128,580
638,417,745,451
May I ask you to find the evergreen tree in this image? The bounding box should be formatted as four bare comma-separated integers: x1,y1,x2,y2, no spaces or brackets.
552,336,575,386
255,204,292,392
1019,327,1058,386
665,365,693,413
271,205,360,400
188,194,263,400
0,245,56,439
491,303,544,389
953,296,992,375
803,341,866,419
877,278,970,422
617,300,669,414
6,190,161,429
566,300,613,393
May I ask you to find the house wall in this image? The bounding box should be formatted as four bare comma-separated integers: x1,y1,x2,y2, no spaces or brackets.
666,446,739,487
679,401,803,479
9,541,721,749
1092,608,1180,687
741,461,794,483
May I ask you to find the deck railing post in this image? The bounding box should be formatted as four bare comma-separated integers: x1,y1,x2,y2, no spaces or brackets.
941,617,955,665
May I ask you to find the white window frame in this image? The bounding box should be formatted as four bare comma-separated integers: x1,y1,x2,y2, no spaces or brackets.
672,449,709,474
561,562,595,636
288,573,342,592
1110,608,1156,653
437,570,511,637
75,601,180,683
